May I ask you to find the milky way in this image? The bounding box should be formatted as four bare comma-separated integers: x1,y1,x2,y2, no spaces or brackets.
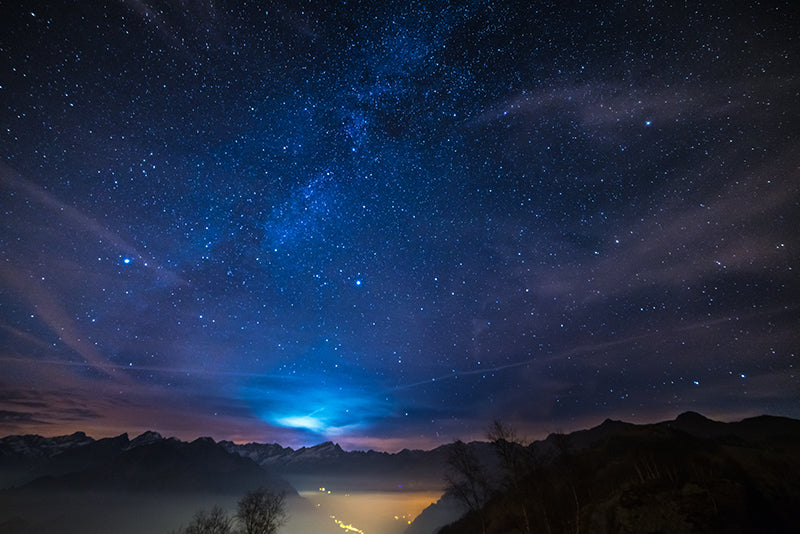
1,1,798,450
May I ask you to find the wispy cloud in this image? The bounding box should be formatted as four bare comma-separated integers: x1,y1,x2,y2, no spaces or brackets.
0,163,184,285
531,150,798,302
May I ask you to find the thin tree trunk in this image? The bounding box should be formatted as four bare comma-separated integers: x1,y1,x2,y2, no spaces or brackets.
571,484,580,534
520,503,531,534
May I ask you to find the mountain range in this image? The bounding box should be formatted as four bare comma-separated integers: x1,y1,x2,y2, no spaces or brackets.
2,411,799,534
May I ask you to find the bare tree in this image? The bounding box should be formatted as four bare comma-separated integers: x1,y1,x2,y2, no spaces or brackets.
444,440,491,534
181,506,232,534
487,420,532,534
487,420,531,481
237,489,286,534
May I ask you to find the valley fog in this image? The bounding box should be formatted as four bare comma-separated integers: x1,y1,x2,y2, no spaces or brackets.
299,489,442,534
0,484,443,534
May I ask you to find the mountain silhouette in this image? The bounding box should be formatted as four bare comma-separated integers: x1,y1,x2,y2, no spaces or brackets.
19,436,291,495
431,412,800,534
2,412,799,534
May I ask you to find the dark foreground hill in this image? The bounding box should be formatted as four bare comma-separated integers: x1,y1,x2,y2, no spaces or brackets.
433,412,800,534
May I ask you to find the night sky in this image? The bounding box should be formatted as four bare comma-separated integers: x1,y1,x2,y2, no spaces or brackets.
1,1,798,451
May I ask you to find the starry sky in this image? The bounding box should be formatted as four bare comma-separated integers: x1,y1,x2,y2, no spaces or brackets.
1,0,798,451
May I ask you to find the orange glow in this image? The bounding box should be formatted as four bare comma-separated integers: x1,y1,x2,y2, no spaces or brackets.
300,490,441,534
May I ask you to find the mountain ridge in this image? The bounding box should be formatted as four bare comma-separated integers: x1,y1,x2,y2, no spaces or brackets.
1,412,799,534
3,411,798,494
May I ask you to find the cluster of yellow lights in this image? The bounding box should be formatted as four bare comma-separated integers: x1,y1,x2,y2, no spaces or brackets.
330,516,365,534
316,488,416,530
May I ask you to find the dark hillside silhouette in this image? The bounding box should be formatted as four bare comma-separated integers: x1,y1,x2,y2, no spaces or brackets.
436,413,800,534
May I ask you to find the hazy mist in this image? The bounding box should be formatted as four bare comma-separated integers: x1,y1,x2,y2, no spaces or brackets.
0,484,443,534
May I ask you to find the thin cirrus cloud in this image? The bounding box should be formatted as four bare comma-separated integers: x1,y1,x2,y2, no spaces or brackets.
531,154,797,303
